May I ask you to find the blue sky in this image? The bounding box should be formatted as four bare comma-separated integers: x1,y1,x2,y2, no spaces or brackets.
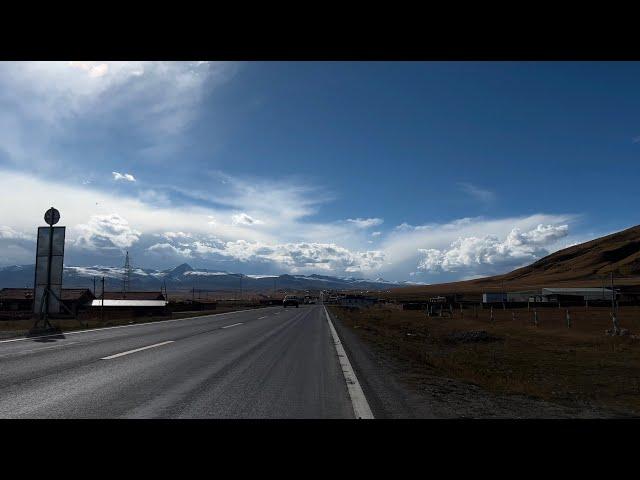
0,61,637,282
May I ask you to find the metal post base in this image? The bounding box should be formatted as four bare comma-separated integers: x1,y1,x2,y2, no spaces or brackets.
27,325,63,338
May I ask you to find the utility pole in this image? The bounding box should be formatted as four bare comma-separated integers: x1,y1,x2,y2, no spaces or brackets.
101,276,105,323
122,251,131,299
93,276,96,296
610,271,615,313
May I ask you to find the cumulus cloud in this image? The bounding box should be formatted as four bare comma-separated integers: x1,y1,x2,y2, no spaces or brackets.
0,226,32,241
346,218,384,229
74,214,141,251
147,242,192,258
112,171,136,182
231,213,263,226
216,241,385,273
371,231,382,237
145,233,385,274
417,223,569,273
161,231,192,241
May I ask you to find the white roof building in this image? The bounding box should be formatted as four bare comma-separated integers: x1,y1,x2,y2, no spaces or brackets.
90,300,167,308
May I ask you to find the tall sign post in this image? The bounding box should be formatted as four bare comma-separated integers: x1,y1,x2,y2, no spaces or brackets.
31,207,65,335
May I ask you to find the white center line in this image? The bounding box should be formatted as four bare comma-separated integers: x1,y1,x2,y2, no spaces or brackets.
101,341,174,360
221,322,243,329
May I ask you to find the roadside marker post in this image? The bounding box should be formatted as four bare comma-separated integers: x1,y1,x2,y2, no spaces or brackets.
30,207,70,335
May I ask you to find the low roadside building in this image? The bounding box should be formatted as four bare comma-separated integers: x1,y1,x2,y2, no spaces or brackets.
0,288,34,311
90,298,169,316
532,288,615,303
338,294,376,307
482,292,507,304
101,291,166,301
1,287,94,313
60,289,95,315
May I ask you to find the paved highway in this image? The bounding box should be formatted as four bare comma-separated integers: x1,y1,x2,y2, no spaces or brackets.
0,305,365,418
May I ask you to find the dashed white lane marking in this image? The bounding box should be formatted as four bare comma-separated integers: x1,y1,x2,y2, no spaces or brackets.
324,306,374,419
221,322,243,329
0,307,279,345
0,341,79,359
259,316,267,319
101,341,175,360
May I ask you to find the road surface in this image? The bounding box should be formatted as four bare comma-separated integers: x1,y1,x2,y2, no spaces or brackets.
0,305,362,418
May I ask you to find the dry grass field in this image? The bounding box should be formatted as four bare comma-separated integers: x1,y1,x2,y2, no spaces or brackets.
329,304,640,416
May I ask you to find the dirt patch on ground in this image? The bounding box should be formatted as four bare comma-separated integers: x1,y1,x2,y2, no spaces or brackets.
329,305,640,417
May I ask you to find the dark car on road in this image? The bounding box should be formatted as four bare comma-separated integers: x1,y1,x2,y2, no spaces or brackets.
283,295,299,308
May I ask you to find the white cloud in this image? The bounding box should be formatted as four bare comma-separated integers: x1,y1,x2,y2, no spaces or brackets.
144,234,385,274
417,223,569,273
74,213,141,251
0,226,32,241
161,231,192,241
231,213,263,226
211,240,385,273
112,171,136,182
69,62,109,78
147,242,192,258
457,182,496,204
378,214,578,280
346,217,384,228
371,231,382,237
0,61,238,174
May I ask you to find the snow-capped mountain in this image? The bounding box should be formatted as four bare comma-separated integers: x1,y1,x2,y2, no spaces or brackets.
0,263,398,292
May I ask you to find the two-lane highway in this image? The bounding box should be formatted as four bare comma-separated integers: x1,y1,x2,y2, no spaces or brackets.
0,305,363,418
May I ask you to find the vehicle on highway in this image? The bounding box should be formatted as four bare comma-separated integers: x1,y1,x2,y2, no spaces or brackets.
283,295,299,308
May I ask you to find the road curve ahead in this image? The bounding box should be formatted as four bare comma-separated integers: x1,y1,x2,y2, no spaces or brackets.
0,305,356,418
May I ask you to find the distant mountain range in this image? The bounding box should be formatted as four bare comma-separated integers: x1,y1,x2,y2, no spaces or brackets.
0,263,403,292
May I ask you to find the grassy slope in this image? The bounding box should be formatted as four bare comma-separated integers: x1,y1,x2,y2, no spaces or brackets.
390,224,640,300
329,304,640,416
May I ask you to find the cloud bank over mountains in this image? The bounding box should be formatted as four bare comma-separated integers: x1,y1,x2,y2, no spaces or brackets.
0,61,588,282
417,223,569,274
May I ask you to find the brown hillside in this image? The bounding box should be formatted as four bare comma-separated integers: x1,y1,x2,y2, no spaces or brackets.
392,224,640,298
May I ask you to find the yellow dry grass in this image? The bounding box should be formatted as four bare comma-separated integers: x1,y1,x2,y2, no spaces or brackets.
329,305,640,415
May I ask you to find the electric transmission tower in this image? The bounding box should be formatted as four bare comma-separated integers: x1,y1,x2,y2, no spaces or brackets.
123,251,132,298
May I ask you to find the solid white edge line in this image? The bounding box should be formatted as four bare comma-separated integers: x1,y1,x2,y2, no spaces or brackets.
323,306,374,419
221,322,243,329
0,306,279,345
101,340,175,360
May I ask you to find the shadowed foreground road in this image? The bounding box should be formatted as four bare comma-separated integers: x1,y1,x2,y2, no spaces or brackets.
0,305,354,418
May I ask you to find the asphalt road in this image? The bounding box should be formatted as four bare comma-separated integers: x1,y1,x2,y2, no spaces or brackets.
0,305,356,418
